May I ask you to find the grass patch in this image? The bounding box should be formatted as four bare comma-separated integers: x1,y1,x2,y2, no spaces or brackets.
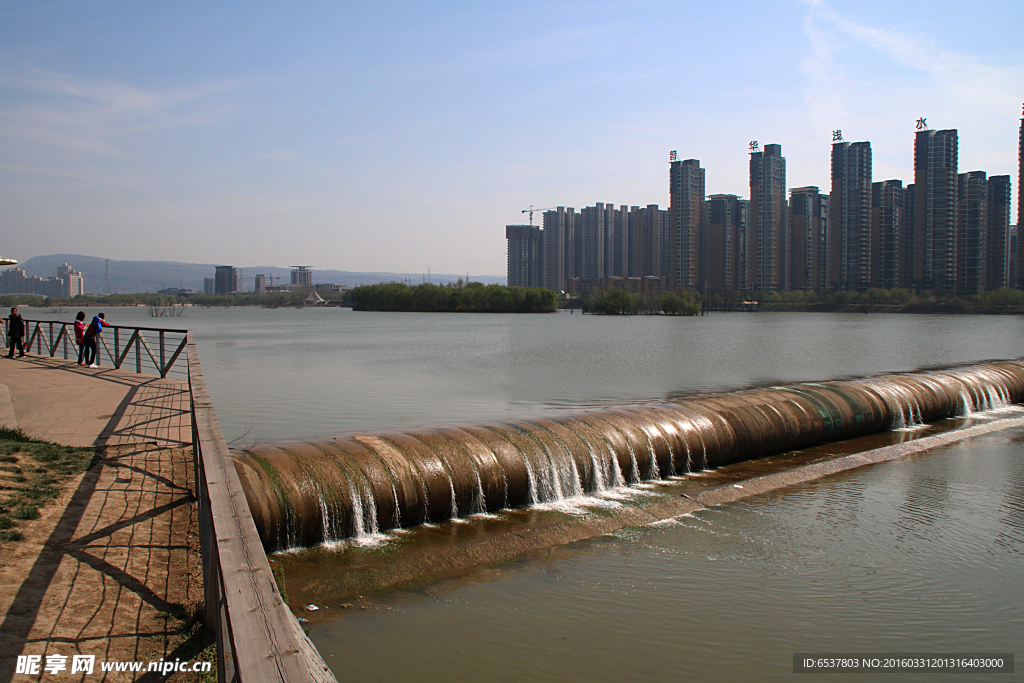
12,504,40,520
0,428,97,545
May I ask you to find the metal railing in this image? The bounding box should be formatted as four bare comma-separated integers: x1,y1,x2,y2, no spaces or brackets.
3,319,188,378
186,332,336,683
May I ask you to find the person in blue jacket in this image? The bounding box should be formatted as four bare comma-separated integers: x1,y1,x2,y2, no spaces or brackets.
83,312,106,368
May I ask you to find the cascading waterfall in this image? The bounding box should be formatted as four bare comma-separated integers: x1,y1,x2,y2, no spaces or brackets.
234,360,1024,552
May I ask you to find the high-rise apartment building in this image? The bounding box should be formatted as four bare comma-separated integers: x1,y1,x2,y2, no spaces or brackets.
749,144,787,292
1018,113,1024,288
830,141,872,291
789,187,829,292
669,159,705,289
987,175,1012,290
607,205,631,277
871,180,904,290
214,265,238,295
56,263,85,297
913,128,959,291
956,171,988,294
542,208,572,291
707,195,750,290
580,204,610,281
254,274,266,294
505,224,543,288
630,205,666,279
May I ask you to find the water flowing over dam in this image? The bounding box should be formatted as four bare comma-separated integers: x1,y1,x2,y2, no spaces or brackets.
233,360,1024,552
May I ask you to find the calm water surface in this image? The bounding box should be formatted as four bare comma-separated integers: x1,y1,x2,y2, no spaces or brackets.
60,306,1024,681
310,430,1024,682
80,306,1024,443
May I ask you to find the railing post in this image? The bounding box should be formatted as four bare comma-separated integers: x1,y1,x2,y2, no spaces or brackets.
114,328,120,369
160,330,166,378
49,322,54,356
136,334,142,373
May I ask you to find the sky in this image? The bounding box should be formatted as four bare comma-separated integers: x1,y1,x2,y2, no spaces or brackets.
1,1,1022,277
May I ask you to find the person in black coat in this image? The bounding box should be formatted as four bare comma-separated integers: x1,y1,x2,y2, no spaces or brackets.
6,307,26,358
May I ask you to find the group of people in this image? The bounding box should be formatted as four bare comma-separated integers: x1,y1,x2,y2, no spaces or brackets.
5,307,107,367
74,311,107,367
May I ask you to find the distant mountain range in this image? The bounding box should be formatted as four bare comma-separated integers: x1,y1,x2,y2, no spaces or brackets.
13,254,504,294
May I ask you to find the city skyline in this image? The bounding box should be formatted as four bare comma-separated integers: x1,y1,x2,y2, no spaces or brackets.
2,1,1021,276
508,119,1016,296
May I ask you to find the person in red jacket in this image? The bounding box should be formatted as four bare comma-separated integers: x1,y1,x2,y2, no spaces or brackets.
82,312,106,368
74,311,87,366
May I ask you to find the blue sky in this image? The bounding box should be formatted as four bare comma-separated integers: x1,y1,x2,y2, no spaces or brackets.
2,0,1021,276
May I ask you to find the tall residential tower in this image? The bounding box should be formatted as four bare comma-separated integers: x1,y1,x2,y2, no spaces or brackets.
913,128,959,291
749,144,787,292
669,159,706,289
830,141,872,291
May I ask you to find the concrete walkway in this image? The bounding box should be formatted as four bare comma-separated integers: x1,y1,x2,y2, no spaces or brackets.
0,354,201,682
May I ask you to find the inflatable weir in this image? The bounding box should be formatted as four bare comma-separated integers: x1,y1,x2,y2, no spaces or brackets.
233,360,1024,552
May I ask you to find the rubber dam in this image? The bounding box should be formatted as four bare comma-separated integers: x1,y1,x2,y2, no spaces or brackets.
233,360,1024,552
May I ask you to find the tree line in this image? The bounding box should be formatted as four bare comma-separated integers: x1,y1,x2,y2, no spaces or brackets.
582,288,702,315
580,285,1024,315
6,284,1024,315
349,281,557,312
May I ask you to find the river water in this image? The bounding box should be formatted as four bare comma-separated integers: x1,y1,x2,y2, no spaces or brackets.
53,306,1024,680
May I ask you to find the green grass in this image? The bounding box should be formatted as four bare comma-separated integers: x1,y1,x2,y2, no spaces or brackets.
0,427,97,544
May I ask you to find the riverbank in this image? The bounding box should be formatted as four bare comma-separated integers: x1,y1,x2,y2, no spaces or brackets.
760,301,1024,314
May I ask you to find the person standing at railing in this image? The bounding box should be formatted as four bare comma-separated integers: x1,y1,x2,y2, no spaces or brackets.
82,312,106,368
5,307,26,358
74,311,88,366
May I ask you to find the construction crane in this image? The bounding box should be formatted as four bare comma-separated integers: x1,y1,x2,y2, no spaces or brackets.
522,205,556,226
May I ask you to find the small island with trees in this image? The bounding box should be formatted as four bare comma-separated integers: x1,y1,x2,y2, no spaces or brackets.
349,281,556,312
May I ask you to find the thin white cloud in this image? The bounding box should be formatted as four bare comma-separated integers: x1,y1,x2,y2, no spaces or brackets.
0,61,244,158
799,2,1023,133
798,7,848,138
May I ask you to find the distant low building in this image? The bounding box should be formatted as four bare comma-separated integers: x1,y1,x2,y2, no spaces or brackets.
0,263,84,297
157,287,198,297
316,283,348,293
